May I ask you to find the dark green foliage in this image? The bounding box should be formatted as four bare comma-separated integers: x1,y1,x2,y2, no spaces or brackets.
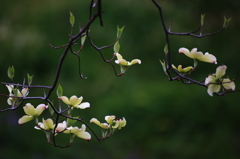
0,0,240,158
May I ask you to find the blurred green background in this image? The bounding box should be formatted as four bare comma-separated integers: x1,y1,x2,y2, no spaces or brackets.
1,0,240,158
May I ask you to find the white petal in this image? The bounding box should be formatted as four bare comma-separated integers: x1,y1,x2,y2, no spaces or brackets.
90,118,100,124
35,122,45,129
115,53,123,60
76,131,91,140
35,104,47,116
77,102,90,109
200,53,217,64
192,50,203,60
129,59,141,65
23,103,36,116
56,123,66,132
70,126,80,134
105,115,115,124
43,118,54,130
179,47,193,59
63,126,73,134
115,60,120,64
207,84,221,96
7,97,13,105
34,126,41,130
35,122,44,130
6,85,14,93
18,115,33,125
70,95,82,106
118,59,128,66
205,75,216,85
21,88,29,97
216,65,227,79
112,120,120,129
59,96,70,105
90,118,109,129
222,79,235,90
119,117,127,129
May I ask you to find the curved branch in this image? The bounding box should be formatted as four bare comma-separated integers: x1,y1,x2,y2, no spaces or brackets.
46,13,101,100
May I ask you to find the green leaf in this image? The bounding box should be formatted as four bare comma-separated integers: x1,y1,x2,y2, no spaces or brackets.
12,88,18,96
56,84,63,97
114,41,120,53
69,11,75,27
69,134,76,143
223,16,231,28
201,14,205,26
117,25,125,39
48,102,54,116
159,59,166,72
193,59,198,68
7,66,15,80
27,73,33,85
67,116,78,127
81,35,87,46
44,131,51,142
164,44,168,55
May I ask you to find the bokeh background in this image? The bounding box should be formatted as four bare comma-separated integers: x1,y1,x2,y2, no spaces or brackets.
0,0,240,159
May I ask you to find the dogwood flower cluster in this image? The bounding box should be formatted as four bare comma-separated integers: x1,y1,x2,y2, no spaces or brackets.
16,92,126,144
114,53,141,74
90,115,126,138
18,101,91,142
205,65,235,96
113,26,141,74
18,103,48,124
2,24,129,146
171,47,236,96
58,95,90,109
179,47,217,67
35,119,91,141
172,64,193,74
6,85,28,106
115,53,141,67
